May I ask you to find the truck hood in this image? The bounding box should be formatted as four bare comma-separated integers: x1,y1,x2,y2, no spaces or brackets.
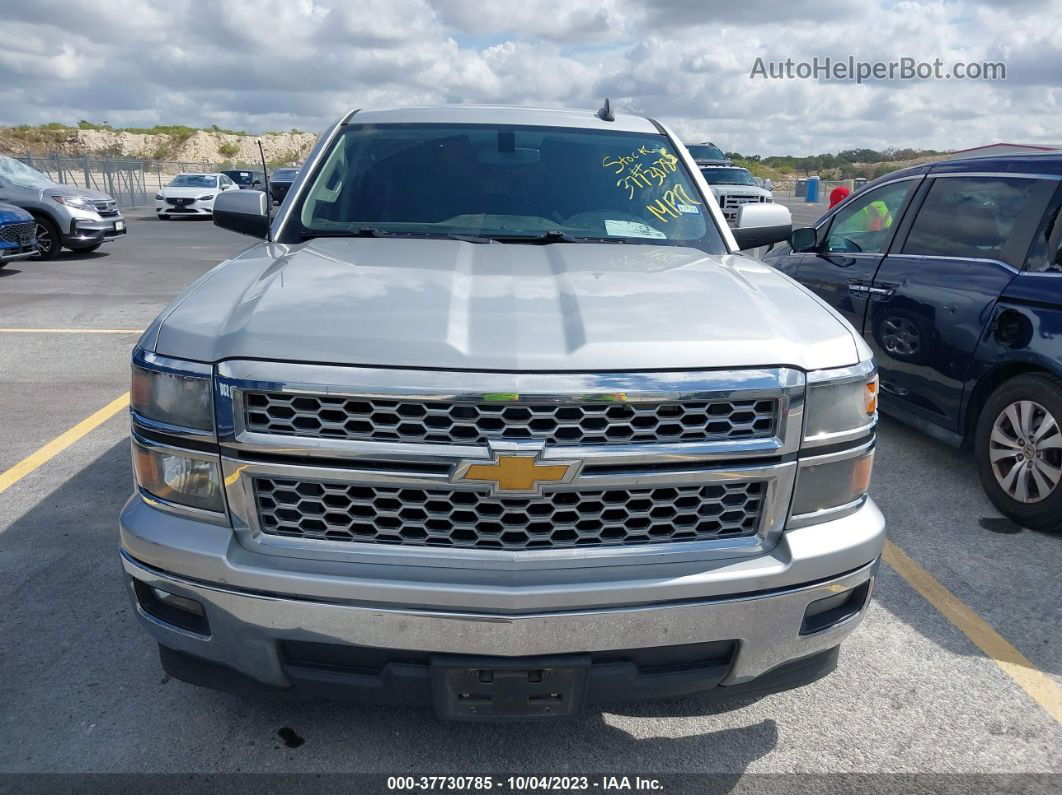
710,186,772,199
153,238,859,372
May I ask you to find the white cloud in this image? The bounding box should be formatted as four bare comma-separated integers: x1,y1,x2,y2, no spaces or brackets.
0,0,1058,154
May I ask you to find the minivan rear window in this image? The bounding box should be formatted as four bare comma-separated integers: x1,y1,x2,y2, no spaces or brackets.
903,176,1041,262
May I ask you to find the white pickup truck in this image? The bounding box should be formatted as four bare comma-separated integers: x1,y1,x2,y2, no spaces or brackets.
121,103,884,721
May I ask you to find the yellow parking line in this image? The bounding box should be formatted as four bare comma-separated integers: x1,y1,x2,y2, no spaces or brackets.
0,392,130,496
884,539,1062,724
0,328,142,334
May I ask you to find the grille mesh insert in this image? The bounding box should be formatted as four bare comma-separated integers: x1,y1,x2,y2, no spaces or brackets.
254,478,765,551
243,393,777,446
0,221,34,245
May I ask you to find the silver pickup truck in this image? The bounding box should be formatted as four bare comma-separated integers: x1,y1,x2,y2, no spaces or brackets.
121,104,885,721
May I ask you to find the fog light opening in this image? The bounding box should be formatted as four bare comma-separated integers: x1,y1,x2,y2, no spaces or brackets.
800,581,870,635
133,579,210,635
151,587,205,616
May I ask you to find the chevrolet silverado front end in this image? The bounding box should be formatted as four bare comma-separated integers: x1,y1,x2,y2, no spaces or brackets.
120,104,885,721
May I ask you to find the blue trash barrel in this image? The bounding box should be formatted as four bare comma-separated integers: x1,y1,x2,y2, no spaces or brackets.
806,176,820,203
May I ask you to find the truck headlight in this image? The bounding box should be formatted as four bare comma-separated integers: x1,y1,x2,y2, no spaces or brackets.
131,349,213,432
789,361,877,527
132,437,224,513
803,362,877,447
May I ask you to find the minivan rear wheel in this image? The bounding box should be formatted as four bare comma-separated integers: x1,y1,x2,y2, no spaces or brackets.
974,373,1062,532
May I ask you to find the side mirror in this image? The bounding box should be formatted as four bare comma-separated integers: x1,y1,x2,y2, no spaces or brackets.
789,227,818,252
732,203,792,250
214,189,270,238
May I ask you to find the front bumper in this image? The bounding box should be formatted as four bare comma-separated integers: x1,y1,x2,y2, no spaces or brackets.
0,241,36,262
120,496,884,701
156,200,214,215
64,215,127,245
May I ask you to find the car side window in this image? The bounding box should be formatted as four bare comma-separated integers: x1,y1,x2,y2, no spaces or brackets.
1026,197,1062,273
902,176,1040,262
824,180,915,254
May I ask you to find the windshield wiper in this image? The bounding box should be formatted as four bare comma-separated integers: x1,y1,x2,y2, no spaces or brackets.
490,230,630,245
301,226,492,243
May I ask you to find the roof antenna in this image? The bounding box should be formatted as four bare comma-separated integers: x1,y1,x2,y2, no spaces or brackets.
256,139,273,243
596,98,615,122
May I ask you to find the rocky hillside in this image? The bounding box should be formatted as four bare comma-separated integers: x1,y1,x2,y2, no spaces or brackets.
0,124,317,166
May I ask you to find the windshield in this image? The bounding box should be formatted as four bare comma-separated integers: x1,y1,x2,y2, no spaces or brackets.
223,171,254,185
293,124,723,250
701,167,757,187
273,169,299,181
687,144,727,162
0,155,56,188
169,174,217,188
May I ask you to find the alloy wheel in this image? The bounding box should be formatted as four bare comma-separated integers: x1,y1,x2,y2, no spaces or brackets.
989,400,1062,503
34,221,51,254
880,316,920,357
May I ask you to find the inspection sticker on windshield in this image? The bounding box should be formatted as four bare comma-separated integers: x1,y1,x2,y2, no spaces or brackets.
677,204,699,214
604,220,666,239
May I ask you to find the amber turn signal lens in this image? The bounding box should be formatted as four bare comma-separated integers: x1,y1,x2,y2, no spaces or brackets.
864,376,879,415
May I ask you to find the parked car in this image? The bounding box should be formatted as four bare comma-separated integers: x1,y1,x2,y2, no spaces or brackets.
122,103,885,720
220,169,266,190
268,167,299,204
0,202,37,266
701,165,774,226
155,173,241,219
765,153,1062,531
0,155,126,260
686,141,730,165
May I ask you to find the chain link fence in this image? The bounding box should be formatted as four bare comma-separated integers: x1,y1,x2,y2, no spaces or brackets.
13,153,253,209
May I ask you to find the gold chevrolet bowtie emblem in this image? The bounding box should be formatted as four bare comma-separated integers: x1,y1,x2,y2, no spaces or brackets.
453,452,580,496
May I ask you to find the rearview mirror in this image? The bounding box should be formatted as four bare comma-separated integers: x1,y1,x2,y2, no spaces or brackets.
213,189,270,238
790,227,818,252
731,203,792,250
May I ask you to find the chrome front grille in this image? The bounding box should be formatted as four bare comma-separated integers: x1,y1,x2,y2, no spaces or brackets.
720,194,767,222
243,392,777,446
218,361,803,567
253,477,766,551
92,200,119,217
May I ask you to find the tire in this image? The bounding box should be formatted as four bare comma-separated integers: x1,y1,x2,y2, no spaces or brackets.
31,215,62,260
974,373,1062,532
69,243,102,253
158,214,170,220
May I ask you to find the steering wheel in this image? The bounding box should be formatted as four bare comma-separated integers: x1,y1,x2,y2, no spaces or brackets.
563,209,647,230
827,236,864,254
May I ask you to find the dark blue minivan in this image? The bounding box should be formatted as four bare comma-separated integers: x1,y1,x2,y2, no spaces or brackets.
765,154,1062,532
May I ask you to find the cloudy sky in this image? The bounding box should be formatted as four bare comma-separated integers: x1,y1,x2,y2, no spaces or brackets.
1,0,1059,155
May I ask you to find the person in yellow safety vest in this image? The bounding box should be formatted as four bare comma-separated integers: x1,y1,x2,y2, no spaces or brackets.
850,199,893,232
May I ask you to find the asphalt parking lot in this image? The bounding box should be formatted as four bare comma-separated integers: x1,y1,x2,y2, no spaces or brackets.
0,211,1060,788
